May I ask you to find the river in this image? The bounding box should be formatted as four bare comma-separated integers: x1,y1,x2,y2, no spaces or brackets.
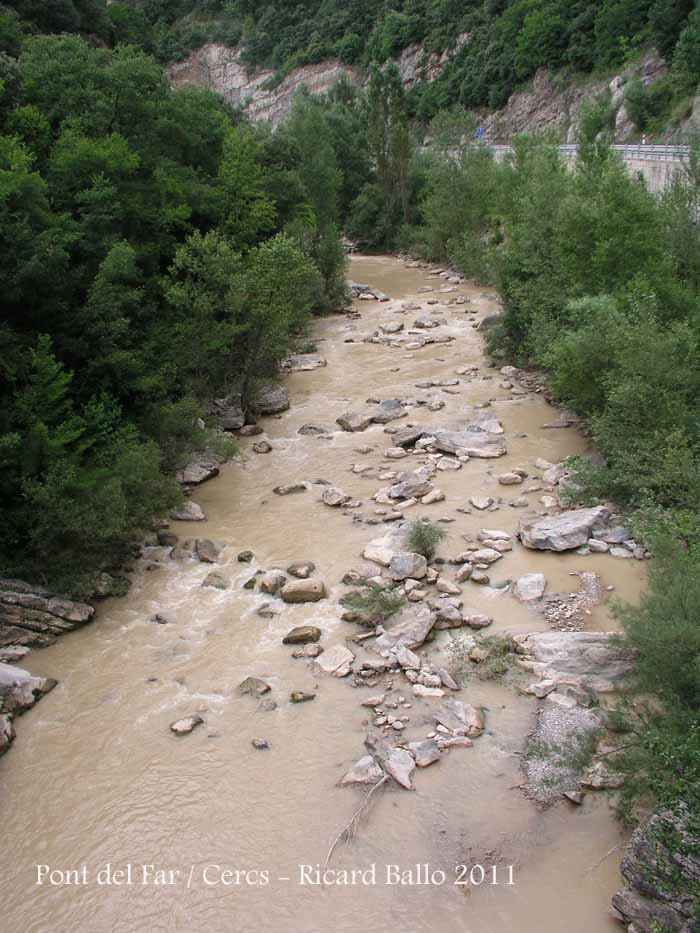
0,256,647,933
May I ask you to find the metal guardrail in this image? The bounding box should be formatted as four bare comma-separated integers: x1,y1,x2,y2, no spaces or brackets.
489,143,690,163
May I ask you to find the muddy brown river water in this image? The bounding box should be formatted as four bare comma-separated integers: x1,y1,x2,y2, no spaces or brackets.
0,256,647,933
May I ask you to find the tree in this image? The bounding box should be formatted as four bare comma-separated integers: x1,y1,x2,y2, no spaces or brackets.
218,126,276,248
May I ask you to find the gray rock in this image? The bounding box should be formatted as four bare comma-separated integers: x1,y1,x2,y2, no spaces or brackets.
273,483,307,495
282,353,327,372
339,755,385,786
287,560,316,579
408,739,442,767
514,573,547,602
238,676,271,697
298,423,331,436
260,570,288,595
253,383,290,415
170,501,206,522
202,572,228,590
337,411,373,432
314,644,354,677
434,430,506,458
176,457,220,486
290,691,316,703
251,737,270,750
519,506,611,551
253,440,272,454
372,399,407,424
237,550,254,563
170,715,203,736
364,734,415,790
513,631,636,692
322,486,351,507
212,395,245,432
196,539,220,563
434,699,485,736
389,552,428,581
375,607,436,652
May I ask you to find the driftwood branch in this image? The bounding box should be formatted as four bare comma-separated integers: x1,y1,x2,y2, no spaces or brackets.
324,775,389,869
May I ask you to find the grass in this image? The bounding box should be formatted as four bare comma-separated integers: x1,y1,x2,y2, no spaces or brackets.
340,584,406,626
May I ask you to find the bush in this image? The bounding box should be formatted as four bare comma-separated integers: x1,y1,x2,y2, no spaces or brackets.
340,584,406,627
406,518,446,561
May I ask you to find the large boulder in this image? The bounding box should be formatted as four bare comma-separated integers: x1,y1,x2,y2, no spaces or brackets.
337,411,373,432
176,456,220,486
282,625,322,645
282,353,327,372
170,501,206,522
519,506,611,551
314,644,354,677
375,607,436,652
389,552,428,581
253,383,290,415
434,430,506,458
210,395,245,432
513,631,636,693
280,579,327,604
513,573,547,602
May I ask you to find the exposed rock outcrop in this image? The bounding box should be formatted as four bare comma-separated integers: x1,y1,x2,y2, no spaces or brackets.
0,579,94,649
0,662,57,756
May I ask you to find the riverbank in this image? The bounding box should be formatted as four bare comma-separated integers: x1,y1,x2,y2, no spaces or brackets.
0,256,648,933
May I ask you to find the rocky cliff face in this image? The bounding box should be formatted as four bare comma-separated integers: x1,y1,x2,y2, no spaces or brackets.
480,52,668,143
0,661,57,756
168,35,470,126
0,578,94,649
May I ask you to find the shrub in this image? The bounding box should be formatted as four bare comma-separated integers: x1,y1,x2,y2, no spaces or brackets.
406,518,446,561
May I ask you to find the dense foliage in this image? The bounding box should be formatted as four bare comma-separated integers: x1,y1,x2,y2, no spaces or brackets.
0,32,351,596
95,1,700,121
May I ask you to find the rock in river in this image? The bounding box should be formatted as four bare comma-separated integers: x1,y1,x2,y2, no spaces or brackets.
519,506,610,551
337,411,373,432
314,644,354,677
282,625,322,645
253,383,290,415
282,353,327,372
238,676,271,697
513,631,636,693
170,501,206,522
513,573,546,601
365,733,415,790
170,715,203,736
339,755,385,786
375,607,436,652
389,552,428,581
434,699,485,737
280,579,327,604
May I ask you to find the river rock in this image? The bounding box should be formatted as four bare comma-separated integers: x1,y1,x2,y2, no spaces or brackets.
280,579,326,603
337,411,373,432
290,691,316,703
412,684,445,698
364,734,415,790
170,501,206,522
339,755,385,786
322,486,351,507
273,483,307,495
212,395,245,432
372,399,407,424
253,440,272,454
513,631,636,692
298,423,330,436
314,644,354,677
202,572,228,590
260,570,287,595
434,430,506,458
375,607,436,652
498,472,523,485
388,476,433,500
519,506,611,551
282,353,327,372
237,676,271,697
253,383,290,415
237,550,254,563
469,496,494,510
396,646,421,669
408,738,442,767
471,547,502,565
287,560,315,579
170,715,203,736
389,552,428,581
282,625,322,645
434,699,485,736
195,539,220,563
394,427,425,448
176,457,220,486
514,573,547,601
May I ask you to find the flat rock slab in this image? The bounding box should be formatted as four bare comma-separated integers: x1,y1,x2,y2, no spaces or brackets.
254,383,290,415
519,506,610,551
434,699,485,737
408,739,442,767
514,573,547,601
339,755,385,786
238,676,271,697
434,431,506,458
170,501,206,522
514,631,636,692
375,607,436,653
314,644,354,677
176,458,220,486
337,412,373,432
365,734,415,790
